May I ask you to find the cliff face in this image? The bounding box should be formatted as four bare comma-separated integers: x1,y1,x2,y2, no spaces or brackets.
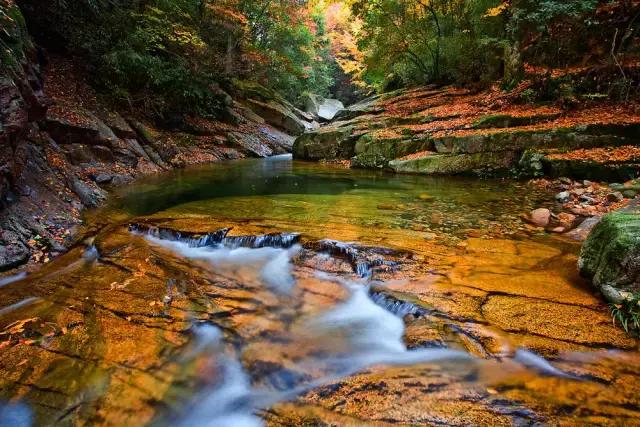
0,0,47,204
0,2,312,271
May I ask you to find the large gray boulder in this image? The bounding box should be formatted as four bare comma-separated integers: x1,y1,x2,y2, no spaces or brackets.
302,93,344,121
318,98,344,121
579,203,640,303
247,99,307,135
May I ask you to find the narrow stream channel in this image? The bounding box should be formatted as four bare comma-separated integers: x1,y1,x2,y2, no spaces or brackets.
0,155,639,426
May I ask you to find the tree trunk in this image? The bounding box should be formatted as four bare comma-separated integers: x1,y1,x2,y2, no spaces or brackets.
503,40,524,85
225,33,235,75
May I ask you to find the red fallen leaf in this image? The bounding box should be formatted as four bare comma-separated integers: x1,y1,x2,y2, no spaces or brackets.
0,341,11,350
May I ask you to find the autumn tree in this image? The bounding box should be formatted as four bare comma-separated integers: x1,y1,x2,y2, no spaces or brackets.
350,0,505,88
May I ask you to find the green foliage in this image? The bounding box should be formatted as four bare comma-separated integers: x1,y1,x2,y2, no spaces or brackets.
350,0,506,89
17,0,335,120
349,0,638,97
240,2,335,104
610,295,640,335
0,2,31,73
508,0,598,68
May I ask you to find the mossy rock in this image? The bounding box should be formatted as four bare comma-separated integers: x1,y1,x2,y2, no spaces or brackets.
232,79,288,106
353,134,434,168
388,151,519,176
292,125,357,160
579,206,640,303
472,113,561,129
0,2,33,73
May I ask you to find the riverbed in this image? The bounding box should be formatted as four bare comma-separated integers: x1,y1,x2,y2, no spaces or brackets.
0,155,638,426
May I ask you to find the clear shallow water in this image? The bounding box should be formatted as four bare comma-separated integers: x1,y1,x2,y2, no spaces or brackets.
110,154,554,246
1,155,639,426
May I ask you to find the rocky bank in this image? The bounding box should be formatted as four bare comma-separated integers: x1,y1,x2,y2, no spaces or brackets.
294,86,640,180
0,1,315,271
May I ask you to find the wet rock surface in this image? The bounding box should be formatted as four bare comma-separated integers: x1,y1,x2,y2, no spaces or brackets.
1,184,639,426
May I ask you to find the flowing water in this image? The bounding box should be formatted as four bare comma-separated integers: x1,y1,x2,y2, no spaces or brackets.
1,154,639,426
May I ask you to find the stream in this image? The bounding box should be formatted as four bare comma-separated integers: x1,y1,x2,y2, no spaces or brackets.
0,154,639,426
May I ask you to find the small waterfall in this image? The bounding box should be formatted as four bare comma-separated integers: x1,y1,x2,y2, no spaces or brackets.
312,239,399,279
129,223,231,248
178,324,263,427
82,245,100,262
130,223,300,250
143,232,301,293
222,233,301,249
369,290,429,318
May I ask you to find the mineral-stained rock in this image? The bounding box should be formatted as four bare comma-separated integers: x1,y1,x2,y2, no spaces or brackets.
579,203,640,303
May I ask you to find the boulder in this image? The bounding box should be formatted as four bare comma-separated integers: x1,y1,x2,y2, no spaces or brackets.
293,124,358,160
0,229,30,271
579,203,640,303
247,99,307,135
46,105,118,146
68,176,106,208
387,151,519,176
96,110,137,139
226,132,274,158
65,144,94,165
564,216,601,241
317,98,344,121
530,208,551,227
555,191,571,202
302,93,322,116
302,93,344,121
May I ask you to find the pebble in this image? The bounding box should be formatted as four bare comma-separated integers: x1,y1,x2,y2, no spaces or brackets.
579,195,597,204
607,192,624,202
555,191,571,202
95,174,113,184
530,208,551,227
377,203,395,210
418,193,434,201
